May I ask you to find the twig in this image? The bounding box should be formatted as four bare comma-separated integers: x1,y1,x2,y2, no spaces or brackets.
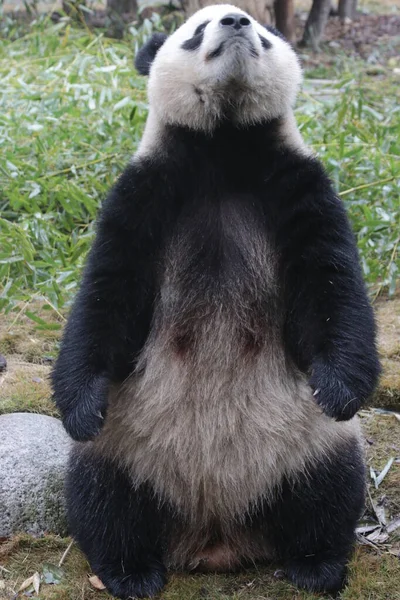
40,296,67,322
0,565,10,573
373,238,399,301
39,154,118,179
58,540,74,568
339,176,396,197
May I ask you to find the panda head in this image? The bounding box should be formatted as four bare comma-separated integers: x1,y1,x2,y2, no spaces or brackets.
135,4,302,133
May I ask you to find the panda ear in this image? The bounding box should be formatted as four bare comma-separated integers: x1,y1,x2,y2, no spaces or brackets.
264,25,287,42
135,33,168,76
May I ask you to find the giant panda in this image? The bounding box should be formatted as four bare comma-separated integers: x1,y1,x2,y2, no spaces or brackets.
52,5,380,599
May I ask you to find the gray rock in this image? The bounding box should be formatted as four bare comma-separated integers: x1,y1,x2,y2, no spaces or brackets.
0,412,72,537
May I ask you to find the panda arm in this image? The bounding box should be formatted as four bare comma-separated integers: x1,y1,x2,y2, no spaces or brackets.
278,179,380,421
52,164,164,441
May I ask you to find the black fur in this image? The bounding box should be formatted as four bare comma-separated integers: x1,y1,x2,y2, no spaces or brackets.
67,436,365,598
67,447,168,599
249,440,366,593
265,24,288,41
259,34,272,49
181,20,210,51
135,33,168,75
52,121,380,438
53,119,379,596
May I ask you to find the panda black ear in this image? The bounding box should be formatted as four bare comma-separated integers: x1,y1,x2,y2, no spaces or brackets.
135,33,168,76
264,25,287,42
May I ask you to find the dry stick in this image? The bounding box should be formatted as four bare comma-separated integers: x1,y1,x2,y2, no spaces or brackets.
59,540,74,568
0,565,10,573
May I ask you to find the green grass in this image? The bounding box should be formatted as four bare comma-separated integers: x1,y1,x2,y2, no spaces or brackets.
2,535,400,600
0,16,399,319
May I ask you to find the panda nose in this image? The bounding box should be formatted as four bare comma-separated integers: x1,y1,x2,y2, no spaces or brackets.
220,13,251,30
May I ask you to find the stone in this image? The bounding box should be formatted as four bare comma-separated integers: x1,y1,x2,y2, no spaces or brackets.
0,412,72,537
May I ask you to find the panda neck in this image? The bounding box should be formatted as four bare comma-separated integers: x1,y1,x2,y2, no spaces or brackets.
135,110,310,161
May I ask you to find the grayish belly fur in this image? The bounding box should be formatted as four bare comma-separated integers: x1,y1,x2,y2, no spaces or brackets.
93,197,360,528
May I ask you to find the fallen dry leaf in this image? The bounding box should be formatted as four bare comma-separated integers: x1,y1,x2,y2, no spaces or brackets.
387,517,400,534
33,571,40,594
366,528,389,544
89,575,106,590
18,575,34,592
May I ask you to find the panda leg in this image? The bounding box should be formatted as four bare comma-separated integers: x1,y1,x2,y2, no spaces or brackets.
258,439,365,593
66,446,167,599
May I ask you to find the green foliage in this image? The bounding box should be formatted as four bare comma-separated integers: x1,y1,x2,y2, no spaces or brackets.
298,72,400,298
0,18,399,315
0,17,148,312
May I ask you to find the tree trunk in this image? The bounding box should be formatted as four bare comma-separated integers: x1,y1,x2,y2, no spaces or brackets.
105,0,138,38
338,0,357,22
107,0,138,14
274,0,295,43
182,0,274,25
300,0,331,49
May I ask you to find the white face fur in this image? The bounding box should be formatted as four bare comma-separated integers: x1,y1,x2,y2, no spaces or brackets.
146,4,303,132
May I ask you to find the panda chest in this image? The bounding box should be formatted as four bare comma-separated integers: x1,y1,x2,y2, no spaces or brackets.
155,196,280,359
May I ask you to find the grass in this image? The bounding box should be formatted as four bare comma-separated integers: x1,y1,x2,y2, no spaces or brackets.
0,9,400,600
0,14,399,321
2,535,400,600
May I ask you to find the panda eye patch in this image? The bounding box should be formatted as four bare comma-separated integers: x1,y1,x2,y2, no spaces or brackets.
194,21,210,36
181,20,210,51
259,35,272,50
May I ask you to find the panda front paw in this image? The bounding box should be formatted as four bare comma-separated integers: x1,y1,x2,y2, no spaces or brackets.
309,360,361,421
60,374,110,442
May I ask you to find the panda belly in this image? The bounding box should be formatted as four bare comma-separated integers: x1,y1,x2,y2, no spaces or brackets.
95,198,358,525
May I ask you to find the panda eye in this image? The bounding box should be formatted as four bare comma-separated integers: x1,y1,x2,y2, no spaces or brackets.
194,21,210,36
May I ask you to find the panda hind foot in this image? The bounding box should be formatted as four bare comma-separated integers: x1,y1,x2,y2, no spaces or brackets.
284,556,348,594
95,559,167,599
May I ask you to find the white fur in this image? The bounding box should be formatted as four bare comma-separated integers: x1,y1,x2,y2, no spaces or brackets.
136,4,308,157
